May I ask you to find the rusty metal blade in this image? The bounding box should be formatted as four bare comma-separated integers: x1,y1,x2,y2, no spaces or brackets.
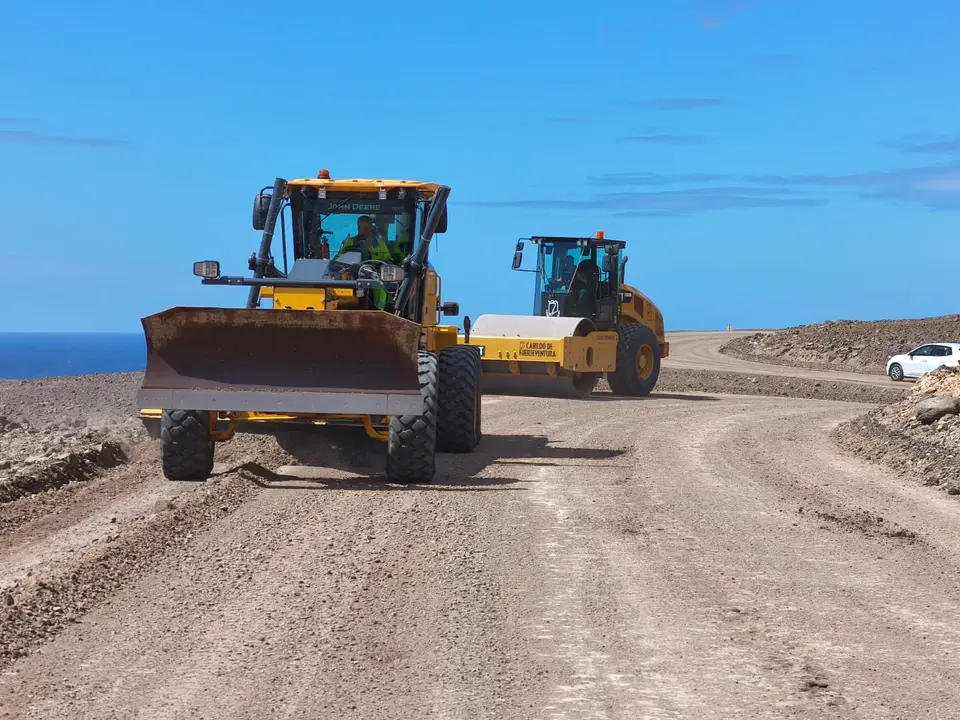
135,307,424,416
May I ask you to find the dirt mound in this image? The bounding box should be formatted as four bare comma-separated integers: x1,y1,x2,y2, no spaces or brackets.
0,372,146,503
651,368,907,405
721,315,960,375
835,365,960,493
0,417,141,503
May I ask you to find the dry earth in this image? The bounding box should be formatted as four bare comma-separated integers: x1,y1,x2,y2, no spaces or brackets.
835,365,960,495
1,332,959,718
719,314,960,375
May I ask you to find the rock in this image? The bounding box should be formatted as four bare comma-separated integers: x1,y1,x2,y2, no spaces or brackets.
915,397,960,425
0,415,22,433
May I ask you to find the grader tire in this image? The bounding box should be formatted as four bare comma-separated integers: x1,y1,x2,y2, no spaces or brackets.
608,322,661,397
386,351,439,484
437,345,482,453
160,409,215,481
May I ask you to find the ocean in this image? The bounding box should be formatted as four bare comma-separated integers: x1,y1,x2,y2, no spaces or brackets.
0,333,146,380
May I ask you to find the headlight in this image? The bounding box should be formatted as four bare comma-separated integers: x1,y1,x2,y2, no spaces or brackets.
193,260,220,279
380,264,405,282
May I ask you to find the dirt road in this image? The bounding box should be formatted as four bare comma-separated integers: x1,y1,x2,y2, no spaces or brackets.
664,330,895,387
4,382,960,718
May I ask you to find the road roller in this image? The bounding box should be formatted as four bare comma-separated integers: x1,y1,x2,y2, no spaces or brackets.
457,232,669,398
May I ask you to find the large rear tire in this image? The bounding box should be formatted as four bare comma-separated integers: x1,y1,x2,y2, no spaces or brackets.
160,409,215,481
437,345,483,453
386,351,439,483
607,322,661,397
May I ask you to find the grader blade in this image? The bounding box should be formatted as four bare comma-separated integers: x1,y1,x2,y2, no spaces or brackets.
135,307,424,416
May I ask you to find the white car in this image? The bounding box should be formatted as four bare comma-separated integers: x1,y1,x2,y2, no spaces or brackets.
885,342,960,381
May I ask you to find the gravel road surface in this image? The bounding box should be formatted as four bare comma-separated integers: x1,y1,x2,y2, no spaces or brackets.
1,332,957,718
665,330,895,387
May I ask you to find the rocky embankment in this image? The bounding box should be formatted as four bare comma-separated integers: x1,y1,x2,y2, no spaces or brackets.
0,373,146,505
835,365,960,494
720,314,960,375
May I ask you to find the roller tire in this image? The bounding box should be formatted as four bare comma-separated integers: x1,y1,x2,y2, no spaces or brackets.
386,351,439,484
571,372,600,397
608,322,661,397
437,345,482,453
160,409,215,481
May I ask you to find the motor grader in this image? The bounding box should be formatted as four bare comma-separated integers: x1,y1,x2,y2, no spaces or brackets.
136,170,482,484
458,232,668,398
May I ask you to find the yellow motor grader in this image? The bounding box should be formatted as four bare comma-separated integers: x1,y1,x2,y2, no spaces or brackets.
458,232,668,398
136,170,482,484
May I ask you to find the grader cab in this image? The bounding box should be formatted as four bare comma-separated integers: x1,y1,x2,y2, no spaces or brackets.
136,170,482,484
459,232,668,398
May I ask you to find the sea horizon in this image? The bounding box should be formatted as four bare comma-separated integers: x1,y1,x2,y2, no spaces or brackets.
0,332,146,380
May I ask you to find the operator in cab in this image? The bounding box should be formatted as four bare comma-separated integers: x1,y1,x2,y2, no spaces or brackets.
547,255,577,291
335,215,393,262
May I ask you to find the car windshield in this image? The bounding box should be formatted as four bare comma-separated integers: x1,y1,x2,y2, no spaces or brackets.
295,196,415,261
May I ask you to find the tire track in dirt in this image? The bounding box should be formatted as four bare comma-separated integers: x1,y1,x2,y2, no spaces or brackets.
0,397,544,718
4,390,960,717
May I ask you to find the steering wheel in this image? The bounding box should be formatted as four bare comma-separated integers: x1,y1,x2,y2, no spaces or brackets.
326,255,385,280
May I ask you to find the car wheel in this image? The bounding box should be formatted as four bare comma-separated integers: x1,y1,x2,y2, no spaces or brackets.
888,363,904,381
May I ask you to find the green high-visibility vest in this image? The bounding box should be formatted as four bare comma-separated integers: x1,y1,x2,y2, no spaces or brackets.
337,234,393,262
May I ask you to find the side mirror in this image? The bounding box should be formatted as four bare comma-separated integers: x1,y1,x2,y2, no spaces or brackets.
252,192,271,231
515,240,524,251
193,260,220,279
601,254,614,273
441,301,459,316
512,250,523,270
424,201,448,234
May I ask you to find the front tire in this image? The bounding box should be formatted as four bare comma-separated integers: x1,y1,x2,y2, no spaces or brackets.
386,351,439,483
888,363,904,381
607,322,662,396
160,409,215,481
437,345,482,453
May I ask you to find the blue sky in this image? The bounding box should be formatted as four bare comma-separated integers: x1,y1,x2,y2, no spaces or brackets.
1,0,958,333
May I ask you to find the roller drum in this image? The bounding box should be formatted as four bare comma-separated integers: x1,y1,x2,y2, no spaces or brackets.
468,314,601,399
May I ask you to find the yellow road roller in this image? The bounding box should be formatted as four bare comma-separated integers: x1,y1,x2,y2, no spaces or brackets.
458,232,668,398
136,170,482,484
